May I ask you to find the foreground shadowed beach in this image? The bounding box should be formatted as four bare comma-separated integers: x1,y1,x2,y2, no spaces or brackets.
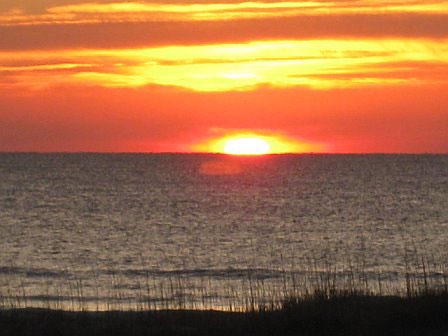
2,291,448,336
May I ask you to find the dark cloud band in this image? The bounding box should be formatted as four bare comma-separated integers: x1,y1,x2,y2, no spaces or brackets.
1,14,448,50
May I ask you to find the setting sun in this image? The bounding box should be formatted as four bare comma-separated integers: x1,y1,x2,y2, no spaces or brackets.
192,131,325,154
223,137,270,155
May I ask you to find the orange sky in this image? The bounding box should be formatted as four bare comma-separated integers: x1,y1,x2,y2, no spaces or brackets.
0,0,447,153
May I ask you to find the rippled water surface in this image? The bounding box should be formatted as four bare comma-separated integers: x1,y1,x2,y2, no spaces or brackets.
0,153,447,309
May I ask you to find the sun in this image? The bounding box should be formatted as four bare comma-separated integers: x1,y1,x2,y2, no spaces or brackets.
223,137,271,155
192,130,326,154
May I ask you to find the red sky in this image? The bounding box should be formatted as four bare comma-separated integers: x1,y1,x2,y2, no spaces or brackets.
1,0,447,153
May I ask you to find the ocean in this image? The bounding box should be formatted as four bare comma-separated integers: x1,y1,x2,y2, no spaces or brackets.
0,153,447,310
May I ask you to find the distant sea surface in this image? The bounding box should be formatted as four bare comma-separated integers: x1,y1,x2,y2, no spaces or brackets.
1,153,447,309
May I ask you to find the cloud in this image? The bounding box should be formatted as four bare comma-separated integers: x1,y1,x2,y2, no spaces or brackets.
2,39,447,91
2,13,448,52
2,1,448,21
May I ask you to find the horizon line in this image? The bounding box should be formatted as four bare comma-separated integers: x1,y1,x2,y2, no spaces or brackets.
0,151,446,155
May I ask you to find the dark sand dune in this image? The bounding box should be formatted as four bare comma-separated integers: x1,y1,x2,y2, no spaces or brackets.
2,292,448,336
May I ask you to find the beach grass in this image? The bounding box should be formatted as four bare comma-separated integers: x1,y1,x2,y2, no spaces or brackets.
2,250,448,335
1,289,448,336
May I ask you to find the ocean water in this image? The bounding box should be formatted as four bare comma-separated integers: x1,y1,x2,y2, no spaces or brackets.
0,153,447,310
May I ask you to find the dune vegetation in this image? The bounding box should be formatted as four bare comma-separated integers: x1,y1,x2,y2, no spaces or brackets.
2,252,448,335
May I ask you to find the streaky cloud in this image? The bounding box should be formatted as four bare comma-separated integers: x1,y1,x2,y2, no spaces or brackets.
2,14,448,52
1,39,447,92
